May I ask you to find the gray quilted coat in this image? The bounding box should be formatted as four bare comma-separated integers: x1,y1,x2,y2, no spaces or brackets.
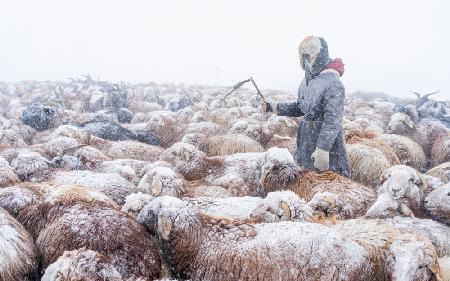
277,71,350,177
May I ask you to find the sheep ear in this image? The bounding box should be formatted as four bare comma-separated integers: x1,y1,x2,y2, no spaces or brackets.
280,201,292,220
158,213,173,240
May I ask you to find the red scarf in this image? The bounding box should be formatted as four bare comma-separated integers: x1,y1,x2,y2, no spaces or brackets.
324,58,345,76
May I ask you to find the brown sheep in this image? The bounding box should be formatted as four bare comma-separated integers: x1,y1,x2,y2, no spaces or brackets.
0,183,46,217
424,183,450,225
17,196,162,279
279,171,377,219
104,140,164,161
138,196,373,281
0,207,38,281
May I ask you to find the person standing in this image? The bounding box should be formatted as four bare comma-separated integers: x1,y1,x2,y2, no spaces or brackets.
263,35,350,177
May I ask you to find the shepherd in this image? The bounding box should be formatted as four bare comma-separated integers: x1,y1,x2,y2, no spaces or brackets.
263,35,350,177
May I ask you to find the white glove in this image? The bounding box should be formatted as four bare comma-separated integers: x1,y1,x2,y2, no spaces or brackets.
311,148,330,172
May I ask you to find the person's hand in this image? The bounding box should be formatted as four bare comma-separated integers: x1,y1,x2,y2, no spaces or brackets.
261,101,277,113
311,148,329,172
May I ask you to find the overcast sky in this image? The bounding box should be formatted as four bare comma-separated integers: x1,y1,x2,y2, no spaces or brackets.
1,0,449,99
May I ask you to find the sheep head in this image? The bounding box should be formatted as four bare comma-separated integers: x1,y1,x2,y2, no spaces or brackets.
138,166,185,197
377,165,426,215
424,183,450,225
260,147,300,193
121,192,154,217
387,234,440,281
250,191,314,223
387,112,415,134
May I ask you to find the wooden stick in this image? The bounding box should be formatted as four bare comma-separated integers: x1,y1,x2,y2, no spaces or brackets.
219,77,267,104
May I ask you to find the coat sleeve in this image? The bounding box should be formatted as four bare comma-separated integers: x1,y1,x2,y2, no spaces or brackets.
316,82,345,151
276,102,304,117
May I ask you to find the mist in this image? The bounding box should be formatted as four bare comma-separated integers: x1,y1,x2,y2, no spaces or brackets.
1,0,449,99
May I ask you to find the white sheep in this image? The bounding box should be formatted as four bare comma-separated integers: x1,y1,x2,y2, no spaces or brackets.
138,166,185,197
426,161,450,183
41,248,123,281
11,150,52,181
121,192,154,217
0,156,20,188
0,207,38,281
424,183,450,225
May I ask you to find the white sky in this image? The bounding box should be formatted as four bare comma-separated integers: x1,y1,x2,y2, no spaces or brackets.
1,0,449,99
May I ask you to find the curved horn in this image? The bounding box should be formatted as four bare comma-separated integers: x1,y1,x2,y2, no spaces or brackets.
280,201,292,220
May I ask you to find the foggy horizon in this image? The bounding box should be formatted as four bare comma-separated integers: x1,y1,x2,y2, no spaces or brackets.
1,0,449,100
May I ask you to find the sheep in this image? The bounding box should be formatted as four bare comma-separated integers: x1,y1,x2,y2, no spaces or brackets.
10,150,52,181
346,136,400,166
0,156,20,187
384,216,450,257
145,147,298,198
121,192,154,217
45,184,118,207
376,134,427,170
18,196,162,279
365,165,443,219
49,170,137,204
426,162,450,183
138,196,373,281
0,184,45,217
1,119,36,144
138,166,185,197
264,115,298,138
198,134,264,156
265,134,297,155
0,207,38,281
19,102,62,131
104,140,164,161
41,248,123,281
96,159,148,184
0,128,28,147
430,126,450,166
333,218,441,281
424,183,450,225
346,143,392,188
285,171,377,219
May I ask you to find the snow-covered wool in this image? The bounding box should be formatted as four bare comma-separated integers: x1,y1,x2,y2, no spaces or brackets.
384,217,450,257
0,184,45,217
426,162,450,183
104,140,164,161
346,143,392,188
45,185,118,207
0,128,28,147
199,133,264,156
139,197,372,281
346,136,400,166
365,165,432,219
265,115,298,138
18,198,162,279
138,166,185,197
1,119,36,144
10,150,52,181
121,192,154,217
49,170,137,204
440,256,450,281
375,134,427,171
0,156,20,187
0,207,38,281
334,219,441,281
288,171,376,219
41,248,123,281
425,183,450,225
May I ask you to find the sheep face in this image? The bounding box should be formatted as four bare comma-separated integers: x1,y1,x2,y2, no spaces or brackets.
424,184,450,225
138,196,186,237
260,147,300,194
160,142,208,180
365,193,400,219
388,234,439,281
250,191,314,223
386,113,415,134
121,192,154,217
378,165,425,214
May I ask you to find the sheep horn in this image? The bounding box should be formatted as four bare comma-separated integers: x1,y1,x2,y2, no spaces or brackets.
280,201,292,220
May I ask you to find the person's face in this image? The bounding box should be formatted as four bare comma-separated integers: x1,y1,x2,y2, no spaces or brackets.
301,54,312,71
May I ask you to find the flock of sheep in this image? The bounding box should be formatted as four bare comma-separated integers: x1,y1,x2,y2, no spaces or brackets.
0,74,449,281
